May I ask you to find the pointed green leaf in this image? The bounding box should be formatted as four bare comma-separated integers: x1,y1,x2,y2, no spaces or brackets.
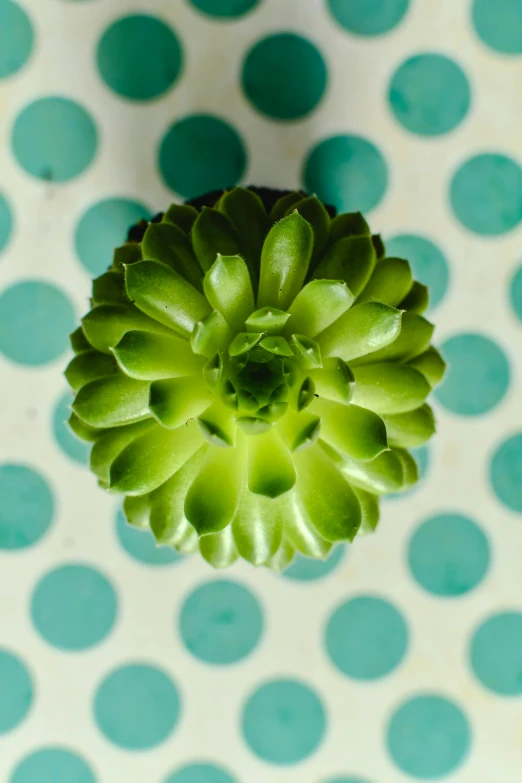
65,350,119,392
313,236,376,296
277,409,321,452
232,489,283,565
282,493,332,558
73,375,151,428
259,336,293,357
407,346,446,387
123,494,150,529
142,222,202,290
269,191,305,222
399,281,429,314
296,376,315,412
294,444,361,541
197,400,236,447
290,195,331,264
191,310,232,357
236,416,272,436
162,203,198,234
351,363,431,414
317,302,402,361
394,447,419,489
219,187,267,281
149,445,207,544
258,211,313,310
321,439,404,494
257,401,288,422
149,376,213,429
229,331,262,356
382,404,435,448
68,413,101,442
329,212,370,244
358,257,413,306
92,271,128,305
110,419,204,495
125,260,211,337
184,443,244,535
265,538,295,572
314,399,388,461
112,242,142,272
204,254,255,331
245,307,290,334
112,330,203,380
175,525,199,553
247,428,296,498
199,525,239,568
353,312,434,364
82,304,172,354
290,334,322,368
70,326,91,354
90,419,156,482
309,357,354,403
192,207,241,272
286,280,355,338
353,487,380,534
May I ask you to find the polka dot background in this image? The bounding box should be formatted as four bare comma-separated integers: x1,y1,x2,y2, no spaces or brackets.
0,0,521,780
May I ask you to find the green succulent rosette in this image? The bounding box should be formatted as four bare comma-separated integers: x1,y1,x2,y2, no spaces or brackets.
66,186,445,570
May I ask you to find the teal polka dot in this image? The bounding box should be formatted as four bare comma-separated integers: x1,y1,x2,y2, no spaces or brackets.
472,0,522,55
450,154,522,235
242,679,326,765
325,596,408,680
303,135,388,213
10,748,96,783
509,264,522,321
97,15,183,101
0,464,53,549
0,650,32,733
12,97,98,182
116,509,181,566
283,544,346,581
327,0,409,36
0,192,13,254
53,391,89,465
164,763,237,783
387,695,471,778
75,198,151,276
241,33,328,121
0,1,34,79
389,54,470,136
408,513,490,596
31,564,117,650
434,333,510,416
180,579,263,664
0,281,75,365
470,613,522,695
385,234,449,309
94,664,180,749
189,0,260,18
159,114,247,199
490,433,522,512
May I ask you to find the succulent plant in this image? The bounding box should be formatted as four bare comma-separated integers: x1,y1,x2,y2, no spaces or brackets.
66,186,445,570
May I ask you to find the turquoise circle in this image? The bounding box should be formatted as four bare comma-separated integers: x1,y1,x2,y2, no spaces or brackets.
327,0,409,36
53,390,89,465
509,264,522,321
387,695,471,778
472,0,522,55
10,748,96,783
0,192,13,254
470,613,522,695
241,33,327,121
97,15,183,101
450,154,522,235
242,679,326,764
385,234,449,309
434,333,510,416
180,579,263,664
189,0,259,18
389,54,470,136
94,664,180,749
31,564,117,650
325,596,408,679
0,1,34,78
116,509,181,566
164,763,237,783
0,281,75,365
282,544,346,581
159,114,247,199
490,433,522,512
408,513,490,596
303,135,388,213
12,97,97,182
75,198,151,276
0,650,32,733
0,464,53,549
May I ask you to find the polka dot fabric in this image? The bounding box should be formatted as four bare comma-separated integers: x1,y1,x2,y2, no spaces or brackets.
0,1,521,780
